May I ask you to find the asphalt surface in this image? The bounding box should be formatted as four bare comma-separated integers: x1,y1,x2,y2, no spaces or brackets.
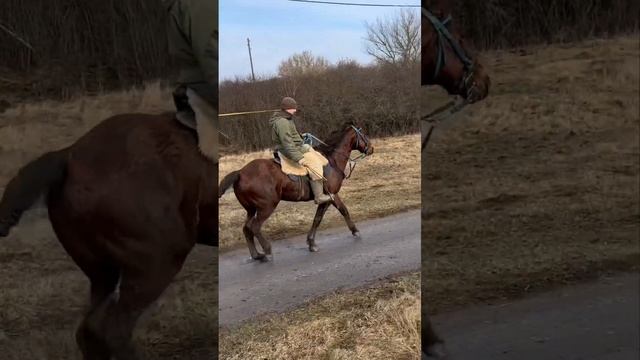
219,210,421,326
431,273,640,360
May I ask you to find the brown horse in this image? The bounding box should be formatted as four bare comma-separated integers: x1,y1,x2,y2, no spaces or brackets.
219,122,373,261
422,1,491,358
0,114,217,359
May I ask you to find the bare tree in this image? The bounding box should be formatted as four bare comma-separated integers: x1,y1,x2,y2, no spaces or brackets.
278,50,329,77
277,50,329,96
364,9,420,66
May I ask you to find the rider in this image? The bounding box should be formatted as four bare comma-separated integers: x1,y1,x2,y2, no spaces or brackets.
164,0,217,163
270,97,331,204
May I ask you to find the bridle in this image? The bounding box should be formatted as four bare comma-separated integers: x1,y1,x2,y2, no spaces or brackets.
422,8,480,151
423,8,478,100
341,125,369,179
303,125,370,179
350,125,369,159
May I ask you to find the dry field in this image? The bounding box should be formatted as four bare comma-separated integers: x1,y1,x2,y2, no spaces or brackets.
423,35,640,313
219,273,420,360
218,134,421,251
0,84,217,358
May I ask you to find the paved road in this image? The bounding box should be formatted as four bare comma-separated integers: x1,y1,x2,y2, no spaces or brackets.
431,273,640,360
219,210,421,326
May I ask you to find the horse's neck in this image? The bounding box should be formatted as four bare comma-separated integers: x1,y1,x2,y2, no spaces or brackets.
329,137,352,172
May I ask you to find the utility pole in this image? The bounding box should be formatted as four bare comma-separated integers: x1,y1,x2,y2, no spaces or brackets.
247,38,256,82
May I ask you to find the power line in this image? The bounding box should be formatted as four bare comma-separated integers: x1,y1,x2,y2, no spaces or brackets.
288,0,419,7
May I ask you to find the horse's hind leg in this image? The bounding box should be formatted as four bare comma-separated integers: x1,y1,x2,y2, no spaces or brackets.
306,202,330,252
100,254,188,360
242,208,263,260
331,194,360,237
77,265,120,360
249,205,276,261
47,215,119,359
101,220,192,359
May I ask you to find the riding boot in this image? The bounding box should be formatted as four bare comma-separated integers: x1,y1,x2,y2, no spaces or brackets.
310,180,331,204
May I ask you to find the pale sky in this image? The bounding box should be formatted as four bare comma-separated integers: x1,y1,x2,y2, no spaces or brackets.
219,0,420,80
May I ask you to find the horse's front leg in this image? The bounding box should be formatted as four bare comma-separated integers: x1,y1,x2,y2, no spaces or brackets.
331,194,359,237
306,202,330,252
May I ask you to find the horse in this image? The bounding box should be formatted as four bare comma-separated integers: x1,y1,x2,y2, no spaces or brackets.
421,1,491,358
218,122,373,261
0,113,217,359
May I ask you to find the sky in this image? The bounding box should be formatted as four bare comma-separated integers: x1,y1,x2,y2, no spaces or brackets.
219,0,420,81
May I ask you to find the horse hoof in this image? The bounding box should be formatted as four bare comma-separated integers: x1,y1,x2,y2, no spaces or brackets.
309,245,319,252
352,231,361,238
253,253,266,261
261,254,273,262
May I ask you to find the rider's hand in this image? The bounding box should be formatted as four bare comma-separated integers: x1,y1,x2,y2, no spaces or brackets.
298,158,311,167
302,144,312,152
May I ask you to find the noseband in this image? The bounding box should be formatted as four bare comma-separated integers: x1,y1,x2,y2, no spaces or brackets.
423,8,477,99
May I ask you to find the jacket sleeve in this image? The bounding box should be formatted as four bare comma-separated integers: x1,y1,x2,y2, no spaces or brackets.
189,0,217,85
167,0,217,85
273,119,306,162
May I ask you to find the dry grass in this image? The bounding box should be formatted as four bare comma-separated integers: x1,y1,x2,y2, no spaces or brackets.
422,35,640,313
0,81,174,186
219,273,420,360
219,134,421,251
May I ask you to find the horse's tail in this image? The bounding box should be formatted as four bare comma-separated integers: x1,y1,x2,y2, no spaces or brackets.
219,170,240,198
0,148,69,237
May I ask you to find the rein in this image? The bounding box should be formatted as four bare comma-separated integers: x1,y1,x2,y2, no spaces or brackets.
421,97,469,151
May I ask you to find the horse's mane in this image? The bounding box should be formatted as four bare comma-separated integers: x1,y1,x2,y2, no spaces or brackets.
315,121,356,156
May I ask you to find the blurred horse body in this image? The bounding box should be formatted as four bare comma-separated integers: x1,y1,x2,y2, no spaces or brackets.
0,113,217,359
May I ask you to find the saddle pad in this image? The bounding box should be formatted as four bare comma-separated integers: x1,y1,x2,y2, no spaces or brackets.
278,149,328,176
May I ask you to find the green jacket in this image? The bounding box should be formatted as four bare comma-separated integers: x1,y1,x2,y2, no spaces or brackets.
270,111,309,162
164,0,217,104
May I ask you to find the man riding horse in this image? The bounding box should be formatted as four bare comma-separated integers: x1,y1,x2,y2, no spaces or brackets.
270,97,332,204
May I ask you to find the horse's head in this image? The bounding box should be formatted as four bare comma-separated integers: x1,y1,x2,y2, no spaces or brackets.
346,123,373,156
421,6,490,103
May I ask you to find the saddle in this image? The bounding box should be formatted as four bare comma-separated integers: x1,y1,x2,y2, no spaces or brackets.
272,152,329,200
272,151,312,182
